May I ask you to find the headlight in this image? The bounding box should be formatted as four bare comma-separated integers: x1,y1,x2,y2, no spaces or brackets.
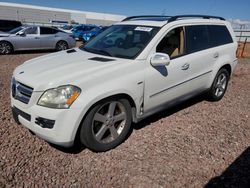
37,85,81,109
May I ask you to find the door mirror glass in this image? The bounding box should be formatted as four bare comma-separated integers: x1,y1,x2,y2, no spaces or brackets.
150,53,170,67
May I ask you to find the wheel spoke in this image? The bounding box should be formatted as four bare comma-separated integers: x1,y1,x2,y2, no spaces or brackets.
95,124,108,141
221,76,226,84
113,112,126,123
109,125,119,139
93,112,106,123
108,102,117,117
215,88,219,96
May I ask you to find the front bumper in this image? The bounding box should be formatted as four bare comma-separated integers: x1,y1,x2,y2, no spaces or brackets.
11,96,83,147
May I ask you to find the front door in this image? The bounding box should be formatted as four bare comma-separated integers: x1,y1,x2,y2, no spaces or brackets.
144,26,193,112
15,26,40,50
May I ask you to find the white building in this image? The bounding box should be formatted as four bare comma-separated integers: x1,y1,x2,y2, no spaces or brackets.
0,2,126,26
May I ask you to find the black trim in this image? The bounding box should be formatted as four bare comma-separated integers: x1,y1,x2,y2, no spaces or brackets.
66,49,76,53
150,70,213,98
122,15,225,23
123,15,171,22
167,15,225,23
12,106,31,122
89,57,115,62
35,117,55,129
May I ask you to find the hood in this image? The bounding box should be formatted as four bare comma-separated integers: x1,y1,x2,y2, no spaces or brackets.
14,48,133,91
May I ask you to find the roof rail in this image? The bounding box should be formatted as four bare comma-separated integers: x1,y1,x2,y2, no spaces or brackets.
167,15,225,23
122,15,171,22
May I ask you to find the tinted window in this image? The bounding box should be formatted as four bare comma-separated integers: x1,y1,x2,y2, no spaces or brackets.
24,27,37,34
208,25,233,47
40,27,58,34
156,27,185,58
186,25,209,53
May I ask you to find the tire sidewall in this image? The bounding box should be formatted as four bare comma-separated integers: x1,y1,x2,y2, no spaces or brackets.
209,68,230,101
80,98,132,152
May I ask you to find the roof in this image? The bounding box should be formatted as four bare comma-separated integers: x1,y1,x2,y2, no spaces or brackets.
118,15,226,27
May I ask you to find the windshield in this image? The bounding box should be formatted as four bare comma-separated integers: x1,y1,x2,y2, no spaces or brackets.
9,26,25,34
80,25,160,59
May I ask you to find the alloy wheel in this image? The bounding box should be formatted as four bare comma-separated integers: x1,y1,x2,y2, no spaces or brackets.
92,101,127,144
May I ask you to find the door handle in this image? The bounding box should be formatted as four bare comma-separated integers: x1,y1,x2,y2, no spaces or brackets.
181,63,190,70
213,52,219,58
34,37,39,39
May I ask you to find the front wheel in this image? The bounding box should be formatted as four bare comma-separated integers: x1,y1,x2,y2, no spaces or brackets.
80,98,132,152
207,68,230,101
55,41,68,51
0,41,13,54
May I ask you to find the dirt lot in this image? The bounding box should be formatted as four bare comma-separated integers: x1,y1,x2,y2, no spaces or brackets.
0,52,250,187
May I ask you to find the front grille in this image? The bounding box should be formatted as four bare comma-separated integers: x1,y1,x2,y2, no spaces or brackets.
12,80,33,104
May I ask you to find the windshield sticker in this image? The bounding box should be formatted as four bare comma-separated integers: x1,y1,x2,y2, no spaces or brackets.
135,27,153,32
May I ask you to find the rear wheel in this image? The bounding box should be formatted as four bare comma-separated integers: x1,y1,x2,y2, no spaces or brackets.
207,68,230,101
80,98,132,152
55,41,68,51
0,41,13,54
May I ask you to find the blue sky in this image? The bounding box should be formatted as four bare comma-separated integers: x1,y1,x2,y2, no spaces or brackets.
2,0,250,20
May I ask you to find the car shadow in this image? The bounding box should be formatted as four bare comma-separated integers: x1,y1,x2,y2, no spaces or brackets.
133,93,206,130
49,141,86,154
12,49,56,55
205,147,250,188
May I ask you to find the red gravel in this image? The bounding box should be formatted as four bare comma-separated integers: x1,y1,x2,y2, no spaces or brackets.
0,53,250,187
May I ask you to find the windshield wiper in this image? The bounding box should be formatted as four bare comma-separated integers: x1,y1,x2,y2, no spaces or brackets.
80,46,113,57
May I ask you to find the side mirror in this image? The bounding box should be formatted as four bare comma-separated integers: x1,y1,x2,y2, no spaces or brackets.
17,31,26,37
150,53,170,67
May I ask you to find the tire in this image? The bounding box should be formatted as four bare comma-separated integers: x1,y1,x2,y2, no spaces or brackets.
55,41,68,51
0,41,13,55
79,98,132,152
207,68,230,101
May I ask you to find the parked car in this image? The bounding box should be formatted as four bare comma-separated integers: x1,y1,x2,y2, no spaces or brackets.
82,26,109,43
0,19,22,32
72,24,97,39
59,25,74,33
11,15,237,152
0,25,76,54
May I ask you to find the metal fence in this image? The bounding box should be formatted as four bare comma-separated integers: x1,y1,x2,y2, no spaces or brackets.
234,29,250,58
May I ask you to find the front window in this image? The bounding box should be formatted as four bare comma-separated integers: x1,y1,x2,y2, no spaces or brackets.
9,26,25,34
24,27,38,35
81,25,159,59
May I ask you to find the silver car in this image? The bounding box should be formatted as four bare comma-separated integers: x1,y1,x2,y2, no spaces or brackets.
0,25,76,54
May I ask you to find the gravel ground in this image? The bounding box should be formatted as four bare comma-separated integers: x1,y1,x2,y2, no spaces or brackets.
0,52,250,187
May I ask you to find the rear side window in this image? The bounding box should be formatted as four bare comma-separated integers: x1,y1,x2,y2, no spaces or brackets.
208,25,233,47
40,27,58,35
186,25,209,53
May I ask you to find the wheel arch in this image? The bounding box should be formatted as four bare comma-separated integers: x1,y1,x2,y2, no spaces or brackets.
73,92,138,145
220,64,232,77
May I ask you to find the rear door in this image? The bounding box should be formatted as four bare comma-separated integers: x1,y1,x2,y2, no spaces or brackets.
183,25,216,91
39,27,59,49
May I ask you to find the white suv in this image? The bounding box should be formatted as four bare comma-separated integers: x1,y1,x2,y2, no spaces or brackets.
11,15,238,152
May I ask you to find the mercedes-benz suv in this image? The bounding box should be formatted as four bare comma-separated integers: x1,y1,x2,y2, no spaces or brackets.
11,15,238,152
